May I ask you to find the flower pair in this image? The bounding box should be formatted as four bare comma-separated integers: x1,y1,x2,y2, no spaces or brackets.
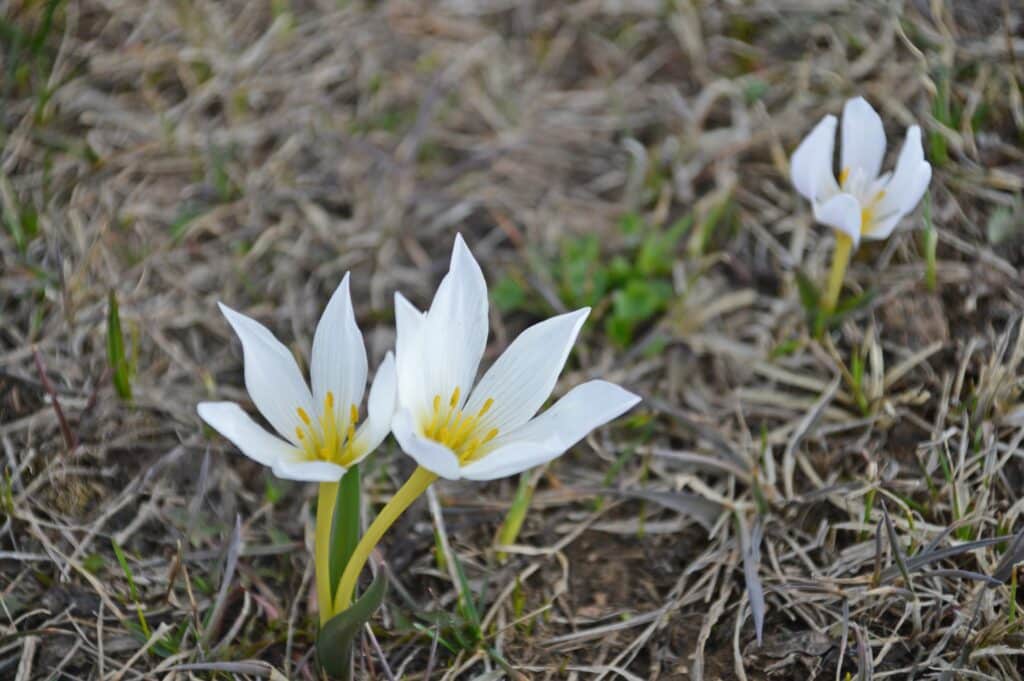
198,235,640,486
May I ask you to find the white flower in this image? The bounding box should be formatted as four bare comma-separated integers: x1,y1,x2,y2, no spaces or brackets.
790,96,932,247
391,234,640,481
197,274,397,482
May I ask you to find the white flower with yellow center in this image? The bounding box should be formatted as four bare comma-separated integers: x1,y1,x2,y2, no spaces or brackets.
391,234,641,481
791,96,932,248
197,274,396,481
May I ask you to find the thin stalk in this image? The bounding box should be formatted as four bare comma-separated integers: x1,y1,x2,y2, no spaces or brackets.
334,466,438,612
315,481,339,625
822,232,854,315
495,470,539,563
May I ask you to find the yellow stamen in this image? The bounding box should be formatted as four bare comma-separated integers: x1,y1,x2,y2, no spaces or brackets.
838,167,850,187
325,391,334,410
478,398,494,417
296,427,305,441
297,407,311,425
422,390,500,465
345,404,358,452
861,190,886,235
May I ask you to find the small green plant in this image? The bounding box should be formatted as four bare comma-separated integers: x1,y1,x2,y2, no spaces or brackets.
107,291,134,401
552,213,691,347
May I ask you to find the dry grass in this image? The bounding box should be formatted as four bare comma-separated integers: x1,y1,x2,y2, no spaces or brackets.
3,1,1024,679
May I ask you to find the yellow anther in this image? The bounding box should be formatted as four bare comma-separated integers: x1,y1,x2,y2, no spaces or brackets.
478,398,494,417
449,386,461,409
325,391,335,410
432,394,441,411
296,427,305,441
346,404,358,445
483,428,498,443
297,407,312,425
839,167,850,187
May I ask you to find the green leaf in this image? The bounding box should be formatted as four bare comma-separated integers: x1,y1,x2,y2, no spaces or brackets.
317,572,388,679
495,472,536,563
107,291,133,401
329,466,361,603
794,269,820,313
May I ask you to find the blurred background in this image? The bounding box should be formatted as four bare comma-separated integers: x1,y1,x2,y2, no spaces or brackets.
2,1,1024,678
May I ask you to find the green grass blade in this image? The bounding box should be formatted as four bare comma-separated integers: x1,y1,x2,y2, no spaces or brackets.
107,291,133,401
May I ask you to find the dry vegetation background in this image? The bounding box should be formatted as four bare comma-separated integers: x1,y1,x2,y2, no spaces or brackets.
3,1,1024,679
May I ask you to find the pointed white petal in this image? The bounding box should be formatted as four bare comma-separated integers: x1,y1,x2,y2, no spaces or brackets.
272,456,346,482
790,114,839,201
392,409,462,479
419,234,489,410
198,401,299,468
350,352,397,463
812,193,863,245
461,380,640,481
218,303,315,445
311,273,368,425
875,127,931,221
841,97,886,181
465,308,590,434
394,291,428,414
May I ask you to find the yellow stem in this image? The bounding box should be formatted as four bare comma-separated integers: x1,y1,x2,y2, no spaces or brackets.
334,466,438,612
823,232,853,315
315,481,339,626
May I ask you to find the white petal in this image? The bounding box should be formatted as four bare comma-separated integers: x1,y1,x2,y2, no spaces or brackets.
790,114,838,201
461,380,641,481
350,352,397,463
460,440,561,482
864,213,903,241
465,308,590,434
219,303,315,445
392,409,462,479
311,273,368,426
875,127,931,219
198,401,299,468
812,193,863,245
841,97,886,181
419,234,489,410
394,292,428,414
272,456,346,482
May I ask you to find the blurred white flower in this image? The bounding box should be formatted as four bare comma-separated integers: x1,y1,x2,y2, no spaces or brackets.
198,274,396,481
391,234,640,481
791,96,932,247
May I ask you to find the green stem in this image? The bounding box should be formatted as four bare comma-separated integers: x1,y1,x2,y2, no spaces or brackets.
822,232,853,315
315,481,339,625
334,466,438,612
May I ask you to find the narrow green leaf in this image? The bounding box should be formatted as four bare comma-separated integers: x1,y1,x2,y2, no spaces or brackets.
111,539,150,638
329,465,361,602
107,291,132,401
317,572,388,679
495,472,536,563
449,549,481,639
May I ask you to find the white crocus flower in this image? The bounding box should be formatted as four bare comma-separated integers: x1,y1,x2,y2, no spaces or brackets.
197,274,397,482
390,234,641,481
790,96,932,248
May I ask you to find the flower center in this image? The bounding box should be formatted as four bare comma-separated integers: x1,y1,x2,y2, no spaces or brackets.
294,391,360,466
423,387,499,464
839,166,886,234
